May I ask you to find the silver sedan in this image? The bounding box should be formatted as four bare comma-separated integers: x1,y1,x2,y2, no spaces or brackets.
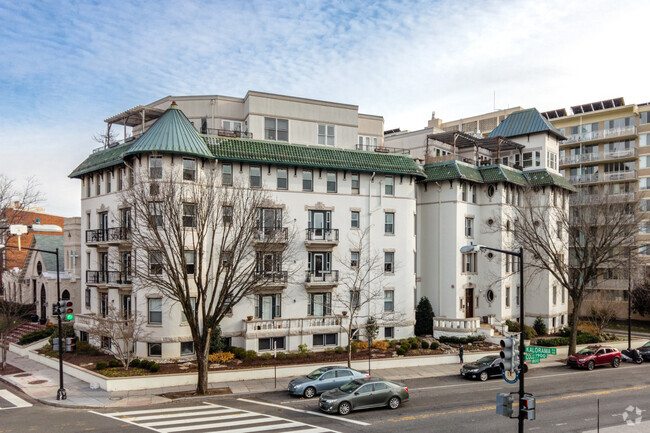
319,378,409,415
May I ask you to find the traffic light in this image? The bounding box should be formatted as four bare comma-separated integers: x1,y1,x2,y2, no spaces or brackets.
65,337,75,352
62,301,74,321
500,335,520,373
496,393,514,417
520,396,536,420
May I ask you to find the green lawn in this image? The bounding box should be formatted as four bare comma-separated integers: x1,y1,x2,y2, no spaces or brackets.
607,320,650,334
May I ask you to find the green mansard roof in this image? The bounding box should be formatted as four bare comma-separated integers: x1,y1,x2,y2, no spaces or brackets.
420,160,576,192
203,136,425,177
488,108,565,140
123,102,214,159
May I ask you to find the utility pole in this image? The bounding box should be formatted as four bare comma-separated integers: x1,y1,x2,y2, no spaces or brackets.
518,246,525,433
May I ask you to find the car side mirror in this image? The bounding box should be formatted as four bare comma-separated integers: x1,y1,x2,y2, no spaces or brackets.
354,392,360,396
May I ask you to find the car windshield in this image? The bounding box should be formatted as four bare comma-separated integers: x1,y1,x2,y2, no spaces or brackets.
475,357,496,365
577,348,595,355
642,342,650,348
339,380,362,394
306,369,326,380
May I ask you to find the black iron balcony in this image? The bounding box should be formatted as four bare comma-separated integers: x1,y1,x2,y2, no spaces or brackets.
254,271,288,283
254,227,288,242
85,227,131,243
305,228,339,242
86,270,132,285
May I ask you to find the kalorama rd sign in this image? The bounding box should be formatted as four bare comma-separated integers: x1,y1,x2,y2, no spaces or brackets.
524,346,557,364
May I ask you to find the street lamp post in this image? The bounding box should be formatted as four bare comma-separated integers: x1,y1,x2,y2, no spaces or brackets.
0,224,66,400
461,244,526,433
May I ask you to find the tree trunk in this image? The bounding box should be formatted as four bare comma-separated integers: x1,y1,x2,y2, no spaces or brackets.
568,301,582,356
196,350,209,395
1,332,7,370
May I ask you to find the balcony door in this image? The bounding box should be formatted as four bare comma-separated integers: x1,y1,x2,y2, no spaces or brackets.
311,253,326,280
308,210,330,240
256,294,280,320
465,288,474,318
259,208,281,234
99,212,108,234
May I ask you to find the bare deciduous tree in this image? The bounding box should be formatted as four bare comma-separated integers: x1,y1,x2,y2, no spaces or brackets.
334,229,387,367
0,300,33,370
89,304,149,370
494,187,637,355
587,301,618,335
123,170,291,394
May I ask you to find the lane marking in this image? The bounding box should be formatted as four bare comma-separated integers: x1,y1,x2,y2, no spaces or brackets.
237,398,371,426
0,390,32,410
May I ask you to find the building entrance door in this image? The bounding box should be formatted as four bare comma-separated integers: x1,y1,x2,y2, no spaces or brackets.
465,288,474,318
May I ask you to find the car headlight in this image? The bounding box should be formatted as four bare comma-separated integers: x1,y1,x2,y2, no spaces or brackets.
468,369,479,373
577,359,586,363
294,383,303,388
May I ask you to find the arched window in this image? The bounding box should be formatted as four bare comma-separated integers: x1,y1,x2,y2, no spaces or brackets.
37,261,43,275
62,290,70,300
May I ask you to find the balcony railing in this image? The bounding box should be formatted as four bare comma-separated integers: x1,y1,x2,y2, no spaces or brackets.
254,271,288,284
570,192,636,204
86,270,132,285
560,126,637,145
560,153,600,165
85,227,131,243
603,148,636,160
603,170,636,182
254,227,288,242
355,144,410,155
205,128,253,139
305,270,339,284
569,173,599,184
305,228,339,242
243,316,342,337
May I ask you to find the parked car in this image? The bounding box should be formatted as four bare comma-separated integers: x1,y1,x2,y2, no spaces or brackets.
636,341,650,361
288,366,369,398
460,355,528,381
318,377,409,415
567,345,621,370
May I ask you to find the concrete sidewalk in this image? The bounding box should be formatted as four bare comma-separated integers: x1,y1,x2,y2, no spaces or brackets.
1,338,645,409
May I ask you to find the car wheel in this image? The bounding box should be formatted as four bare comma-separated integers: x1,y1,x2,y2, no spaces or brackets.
587,361,595,371
635,357,643,365
388,396,401,409
479,371,489,382
612,357,620,368
338,401,351,416
303,387,316,399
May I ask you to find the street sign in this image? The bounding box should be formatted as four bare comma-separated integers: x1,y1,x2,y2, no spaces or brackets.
529,358,541,364
525,346,557,355
525,353,547,361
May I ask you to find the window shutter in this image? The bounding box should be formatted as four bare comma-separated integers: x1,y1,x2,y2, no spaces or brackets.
308,294,312,315
325,253,330,271
326,211,331,229
276,209,282,229
275,294,281,318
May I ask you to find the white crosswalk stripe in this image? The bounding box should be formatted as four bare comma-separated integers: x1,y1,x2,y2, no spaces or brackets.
0,389,32,410
92,401,341,433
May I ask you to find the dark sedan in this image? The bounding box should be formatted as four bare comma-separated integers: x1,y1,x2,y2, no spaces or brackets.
319,378,409,415
460,355,528,381
637,341,650,361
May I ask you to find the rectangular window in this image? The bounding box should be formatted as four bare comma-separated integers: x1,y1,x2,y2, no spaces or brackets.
505,287,510,307
350,251,359,267
222,120,243,132
182,203,197,228
250,166,262,188
180,341,194,355
183,158,196,181
308,293,331,316
106,172,112,193
327,172,337,193
122,294,132,320
461,183,467,201
465,217,473,237
470,184,476,203
180,297,197,323
96,173,101,195
351,211,360,228
385,213,395,234
641,112,650,124
277,167,288,190
553,286,557,305
149,156,162,179
318,124,335,146
148,298,162,324
223,206,233,224
302,169,313,191
86,176,91,197
79,331,88,342
351,173,360,194
148,343,162,357
149,251,163,275
148,202,163,228
557,220,562,239
385,176,394,196
259,337,285,351
101,336,111,350
100,292,108,317
463,252,477,273
384,290,394,312
313,333,337,346
640,134,650,147
184,251,195,275
384,327,394,339
384,252,394,273
255,293,281,319
265,117,288,141
350,290,360,308
222,163,232,186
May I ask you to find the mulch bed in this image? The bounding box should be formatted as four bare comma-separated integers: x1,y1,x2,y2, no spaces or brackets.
161,387,232,399
0,365,23,376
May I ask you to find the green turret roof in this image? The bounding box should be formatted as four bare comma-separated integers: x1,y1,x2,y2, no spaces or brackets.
204,136,425,177
487,108,565,140
69,141,133,178
123,102,214,159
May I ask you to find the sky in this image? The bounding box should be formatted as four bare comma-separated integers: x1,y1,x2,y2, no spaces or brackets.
1,0,649,217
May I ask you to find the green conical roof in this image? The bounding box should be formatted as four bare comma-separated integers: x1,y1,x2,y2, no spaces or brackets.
488,108,565,140
124,102,214,159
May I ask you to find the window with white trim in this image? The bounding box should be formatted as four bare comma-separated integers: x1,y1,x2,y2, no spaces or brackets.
148,298,162,324
149,156,162,179
265,117,288,141
465,217,473,237
318,124,335,146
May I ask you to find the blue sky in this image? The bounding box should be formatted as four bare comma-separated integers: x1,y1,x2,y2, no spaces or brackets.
1,0,649,217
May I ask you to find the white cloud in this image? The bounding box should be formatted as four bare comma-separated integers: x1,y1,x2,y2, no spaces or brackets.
1,0,649,216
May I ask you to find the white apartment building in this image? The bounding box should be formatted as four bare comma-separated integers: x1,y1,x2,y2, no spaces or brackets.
70,92,421,360
389,109,573,335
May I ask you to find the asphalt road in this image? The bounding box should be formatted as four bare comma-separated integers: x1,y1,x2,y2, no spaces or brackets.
1,362,649,433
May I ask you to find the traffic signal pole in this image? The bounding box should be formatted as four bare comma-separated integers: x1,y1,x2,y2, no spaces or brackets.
518,246,524,433
55,247,66,401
